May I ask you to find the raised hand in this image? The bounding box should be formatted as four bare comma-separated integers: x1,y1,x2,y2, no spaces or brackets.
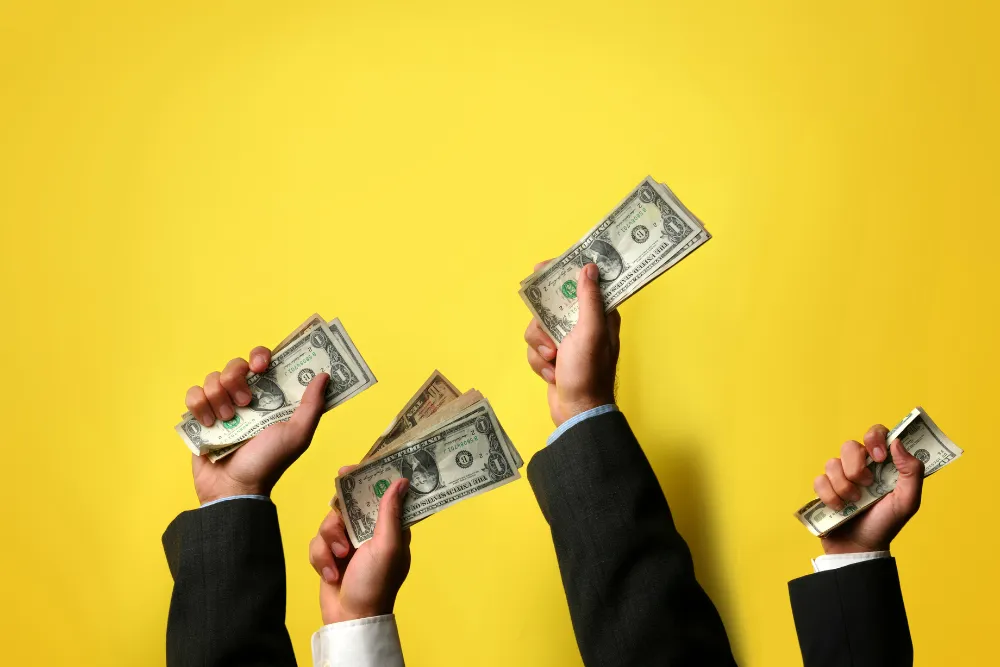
184,346,330,504
524,261,621,426
814,424,925,554
310,471,412,624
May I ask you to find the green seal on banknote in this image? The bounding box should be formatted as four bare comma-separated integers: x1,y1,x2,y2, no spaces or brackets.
373,479,391,498
222,415,241,430
560,280,577,298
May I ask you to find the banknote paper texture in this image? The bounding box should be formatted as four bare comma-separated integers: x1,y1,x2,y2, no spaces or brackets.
337,393,522,546
795,407,963,536
175,314,376,458
519,176,710,344
363,370,462,461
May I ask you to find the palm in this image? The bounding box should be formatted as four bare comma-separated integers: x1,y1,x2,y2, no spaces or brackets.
322,542,410,621
191,420,305,503
822,488,908,553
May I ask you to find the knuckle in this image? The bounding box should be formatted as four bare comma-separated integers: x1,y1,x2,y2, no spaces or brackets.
319,512,342,538
222,359,246,379
220,370,244,389
204,384,225,403
185,387,204,408
308,537,324,566
844,467,866,483
824,458,842,475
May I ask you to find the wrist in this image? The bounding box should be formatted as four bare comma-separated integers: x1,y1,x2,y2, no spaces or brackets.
820,537,889,555
322,604,391,626
563,397,615,421
196,481,267,506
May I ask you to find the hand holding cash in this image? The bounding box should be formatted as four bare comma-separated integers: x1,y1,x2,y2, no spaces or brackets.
310,478,413,625
335,371,523,547
795,407,964,548
175,314,377,504
524,261,621,427
184,350,333,506
175,314,377,461
519,176,710,345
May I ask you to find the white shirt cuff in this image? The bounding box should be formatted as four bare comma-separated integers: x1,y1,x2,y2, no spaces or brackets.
811,551,890,573
311,614,403,667
546,404,619,446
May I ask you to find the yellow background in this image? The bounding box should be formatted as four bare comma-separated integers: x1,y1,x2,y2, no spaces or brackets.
1,1,997,664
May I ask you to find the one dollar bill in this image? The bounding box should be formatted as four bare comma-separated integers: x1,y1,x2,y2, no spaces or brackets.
519,176,710,344
175,315,376,458
795,407,963,536
362,370,462,462
336,398,522,546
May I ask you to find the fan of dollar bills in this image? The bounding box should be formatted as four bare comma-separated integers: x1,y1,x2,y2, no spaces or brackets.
335,371,523,546
174,314,377,461
519,176,711,345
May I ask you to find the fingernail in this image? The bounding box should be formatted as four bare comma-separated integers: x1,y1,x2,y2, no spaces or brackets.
219,405,234,421
200,415,215,427
584,263,598,281
849,488,862,502
331,541,348,558
538,345,554,360
872,446,885,461
254,354,267,368
235,390,251,405
541,367,555,383
321,566,337,583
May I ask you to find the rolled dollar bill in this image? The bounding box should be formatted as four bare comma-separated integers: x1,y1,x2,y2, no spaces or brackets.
336,398,522,546
795,406,964,536
519,176,708,344
176,315,376,457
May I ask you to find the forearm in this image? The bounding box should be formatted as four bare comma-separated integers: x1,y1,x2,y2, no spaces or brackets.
788,558,912,667
163,499,296,667
529,411,736,667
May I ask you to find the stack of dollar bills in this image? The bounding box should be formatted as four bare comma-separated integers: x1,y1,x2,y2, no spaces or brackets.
336,371,522,546
175,314,377,461
519,176,711,345
795,406,964,536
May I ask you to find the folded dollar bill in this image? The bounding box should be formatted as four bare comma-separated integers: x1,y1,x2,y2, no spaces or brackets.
519,176,710,344
175,314,376,459
795,407,964,536
336,373,522,546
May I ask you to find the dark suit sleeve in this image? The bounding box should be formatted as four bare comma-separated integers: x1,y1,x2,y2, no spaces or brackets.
789,558,912,667
162,498,297,667
528,410,737,667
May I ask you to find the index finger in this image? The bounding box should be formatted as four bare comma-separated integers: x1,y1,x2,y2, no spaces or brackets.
533,258,552,272
840,439,873,486
249,346,271,373
863,424,890,462
524,319,556,359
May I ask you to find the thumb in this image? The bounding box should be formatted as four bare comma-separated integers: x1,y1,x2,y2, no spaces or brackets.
890,438,924,516
286,373,330,445
372,477,410,551
574,263,607,339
